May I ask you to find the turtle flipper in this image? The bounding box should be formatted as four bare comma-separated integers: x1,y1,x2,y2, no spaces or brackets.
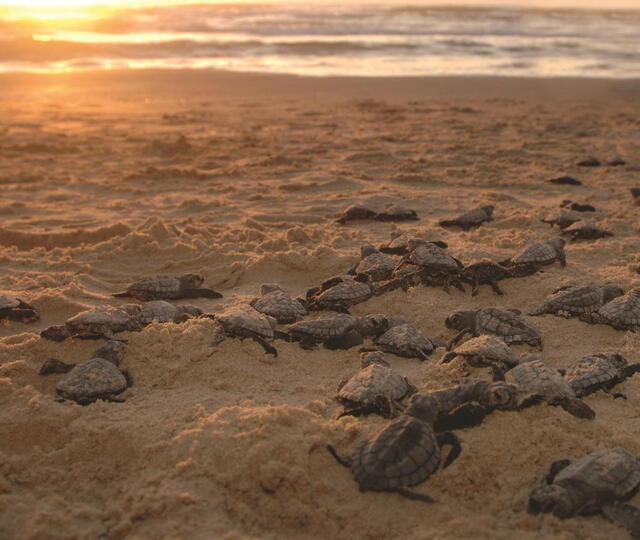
601,503,640,539
545,459,572,484
554,397,595,419
489,280,504,296
182,288,223,299
447,329,471,350
249,334,277,356
435,403,487,432
41,325,71,342
394,489,435,504
112,291,131,298
437,431,462,468
324,330,363,350
326,444,350,468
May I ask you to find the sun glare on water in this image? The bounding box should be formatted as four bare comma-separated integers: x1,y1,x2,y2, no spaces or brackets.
0,1,177,21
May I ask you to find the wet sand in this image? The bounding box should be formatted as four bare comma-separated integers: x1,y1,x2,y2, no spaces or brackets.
1,70,640,539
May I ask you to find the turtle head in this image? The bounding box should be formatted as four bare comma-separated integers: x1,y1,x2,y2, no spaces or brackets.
179,273,205,289
356,314,391,337
260,283,284,296
404,393,439,424
548,237,566,252
93,340,126,366
483,382,518,410
602,285,624,304
359,350,390,369
600,352,627,371
445,310,477,331
360,244,378,258
528,484,574,518
177,305,204,319
481,205,494,216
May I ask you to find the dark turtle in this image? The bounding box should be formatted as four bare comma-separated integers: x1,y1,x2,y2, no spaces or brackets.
211,307,279,356
41,305,143,342
349,245,397,282
561,220,613,241
375,204,418,222
250,284,307,323
630,188,640,206
528,447,640,538
609,157,626,166
445,308,543,350
565,353,640,397
459,261,539,296
505,359,595,419
579,287,640,331
440,335,519,377
379,232,448,256
306,275,374,313
438,205,494,231
0,294,39,323
529,285,624,318
541,208,582,229
374,322,442,360
113,273,222,300
139,300,203,325
335,204,378,225
39,358,74,375
287,313,390,350
548,176,582,186
560,200,596,212
327,393,461,503
577,156,601,167
500,237,566,270
337,351,416,418
56,358,129,405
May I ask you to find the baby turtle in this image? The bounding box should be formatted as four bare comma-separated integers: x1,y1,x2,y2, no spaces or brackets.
335,204,378,224
445,308,543,350
287,313,390,350
438,205,494,231
529,285,624,318
337,351,416,418
565,353,640,397
41,305,143,342
460,261,539,296
500,238,566,270
211,307,279,356
0,294,39,322
250,284,307,323
379,232,448,256
440,335,519,377
327,393,461,503
561,220,613,241
541,208,582,229
528,447,640,538
139,300,203,325
375,204,418,222
113,273,222,300
505,359,595,418
374,322,442,360
306,275,374,313
579,287,640,331
548,176,582,186
631,188,640,206
560,200,596,213
577,156,601,167
349,245,397,282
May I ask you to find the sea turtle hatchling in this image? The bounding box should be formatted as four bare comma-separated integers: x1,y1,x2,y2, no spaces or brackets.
564,353,640,398
505,359,595,418
500,238,566,270
250,284,307,323
327,393,461,503
445,308,543,350
440,335,520,377
113,273,222,300
460,261,539,296
375,204,418,222
528,447,640,538
306,275,374,313
379,232,448,256
349,245,397,282
335,204,378,224
139,300,203,325
336,351,416,418
541,208,582,229
0,294,39,323
41,305,143,342
529,285,624,318
579,287,640,332
438,205,494,231
374,322,443,361
561,220,613,241
210,306,279,356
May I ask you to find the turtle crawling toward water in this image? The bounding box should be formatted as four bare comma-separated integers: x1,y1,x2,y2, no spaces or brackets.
561,220,613,241
335,203,418,224
374,322,443,360
327,393,461,502
378,232,447,255
113,273,222,300
306,275,374,313
505,359,595,418
564,353,640,398
500,238,566,271
41,305,143,341
579,287,640,332
460,261,539,296
445,308,543,350
541,208,582,229
349,245,397,282
0,294,39,323
440,335,520,378
210,307,279,356
439,205,494,231
529,285,624,318
337,351,416,418
139,300,203,325
528,447,640,538
250,284,307,323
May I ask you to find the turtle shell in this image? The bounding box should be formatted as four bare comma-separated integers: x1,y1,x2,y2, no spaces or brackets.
66,306,141,335
288,314,357,340
510,240,562,266
125,275,186,300
218,307,276,338
315,279,372,305
506,359,573,402
375,323,437,360
56,358,127,404
533,285,624,316
597,287,640,331
474,308,542,348
251,289,307,323
0,295,21,309
451,335,518,367
355,252,397,281
565,353,627,396
541,209,581,229
408,243,460,272
339,364,411,406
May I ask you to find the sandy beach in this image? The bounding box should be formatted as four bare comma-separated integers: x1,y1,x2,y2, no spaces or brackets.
1,70,640,539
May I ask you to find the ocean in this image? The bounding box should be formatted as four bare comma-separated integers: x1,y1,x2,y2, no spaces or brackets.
1,3,639,78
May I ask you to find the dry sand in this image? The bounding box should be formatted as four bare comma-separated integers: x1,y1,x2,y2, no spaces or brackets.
1,70,640,540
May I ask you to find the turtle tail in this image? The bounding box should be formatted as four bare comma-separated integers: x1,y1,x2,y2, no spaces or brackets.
112,291,131,298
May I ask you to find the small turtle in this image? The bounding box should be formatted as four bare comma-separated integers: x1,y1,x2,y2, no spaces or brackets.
459,261,539,296
287,313,390,350
560,200,596,212
561,220,613,241
529,285,624,318
349,245,397,282
335,204,378,224
565,353,640,397
306,275,374,313
41,305,143,342
440,335,519,377
438,205,494,231
374,322,442,360
630,188,640,205
211,307,279,356
528,447,640,538
505,359,595,418
139,300,203,325
337,351,416,418
579,287,640,331
250,284,307,323
609,157,626,166
577,156,601,167
39,358,74,375
56,357,130,405
375,204,418,222
445,308,543,350
327,393,461,502
500,237,566,271
541,208,582,229
379,232,448,256
113,273,222,300
548,176,582,186
0,294,39,323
